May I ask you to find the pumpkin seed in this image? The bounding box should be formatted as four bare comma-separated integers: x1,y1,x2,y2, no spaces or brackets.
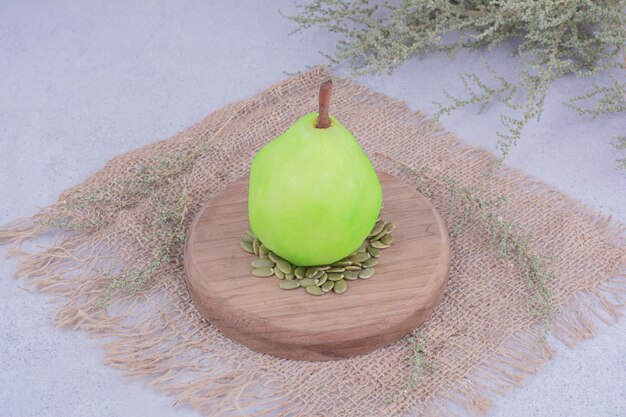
384,222,395,233
380,233,394,245
252,239,260,255
309,270,322,280
369,220,384,237
345,265,362,271
246,230,256,239
259,244,270,256
241,233,255,243
359,268,375,279
306,285,324,296
315,273,328,286
371,230,387,241
367,246,381,258
275,259,293,274
268,252,281,263
327,267,345,273
295,266,306,279
356,246,367,253
285,272,295,280
300,278,316,287
363,257,379,268
253,267,274,277
306,267,320,278
333,279,348,294
274,268,285,279
251,258,274,268
350,252,370,263
318,265,331,271
332,261,352,267
327,273,344,282
343,270,358,280
279,280,300,290
240,240,254,254
321,281,334,292
370,240,390,249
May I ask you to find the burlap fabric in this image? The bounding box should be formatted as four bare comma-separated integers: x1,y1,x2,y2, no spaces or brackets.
2,67,624,416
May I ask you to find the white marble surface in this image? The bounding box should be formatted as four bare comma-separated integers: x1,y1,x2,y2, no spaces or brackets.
1,1,624,416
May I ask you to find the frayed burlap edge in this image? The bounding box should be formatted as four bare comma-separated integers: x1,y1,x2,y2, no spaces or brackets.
1,67,625,417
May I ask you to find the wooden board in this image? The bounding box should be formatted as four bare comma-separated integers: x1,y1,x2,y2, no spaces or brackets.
184,172,450,361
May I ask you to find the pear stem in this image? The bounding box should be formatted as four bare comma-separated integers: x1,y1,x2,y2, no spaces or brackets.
317,80,332,129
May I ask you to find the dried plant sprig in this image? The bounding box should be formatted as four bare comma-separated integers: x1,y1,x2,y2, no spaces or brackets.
33,217,109,231
94,185,189,308
386,331,433,404
60,110,242,233
32,146,201,235
435,57,551,166
565,77,626,120
28,112,246,306
614,136,626,170
377,153,558,334
434,57,521,118
71,143,201,214
287,0,626,167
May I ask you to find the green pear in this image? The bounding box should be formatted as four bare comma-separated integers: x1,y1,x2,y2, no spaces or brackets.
248,81,382,266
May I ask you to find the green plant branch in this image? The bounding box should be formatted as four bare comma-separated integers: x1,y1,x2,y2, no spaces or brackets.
37,108,245,307
287,0,626,168
613,136,626,170
34,217,109,231
565,77,626,120
61,110,242,233
94,184,190,308
386,331,433,404
376,153,558,336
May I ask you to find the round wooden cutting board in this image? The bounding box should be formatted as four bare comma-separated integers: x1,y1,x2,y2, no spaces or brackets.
184,172,450,361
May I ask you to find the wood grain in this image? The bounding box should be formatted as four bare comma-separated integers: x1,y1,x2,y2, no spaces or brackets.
184,172,450,361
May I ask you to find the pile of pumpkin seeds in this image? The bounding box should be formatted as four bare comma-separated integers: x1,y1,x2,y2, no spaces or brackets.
239,218,395,296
